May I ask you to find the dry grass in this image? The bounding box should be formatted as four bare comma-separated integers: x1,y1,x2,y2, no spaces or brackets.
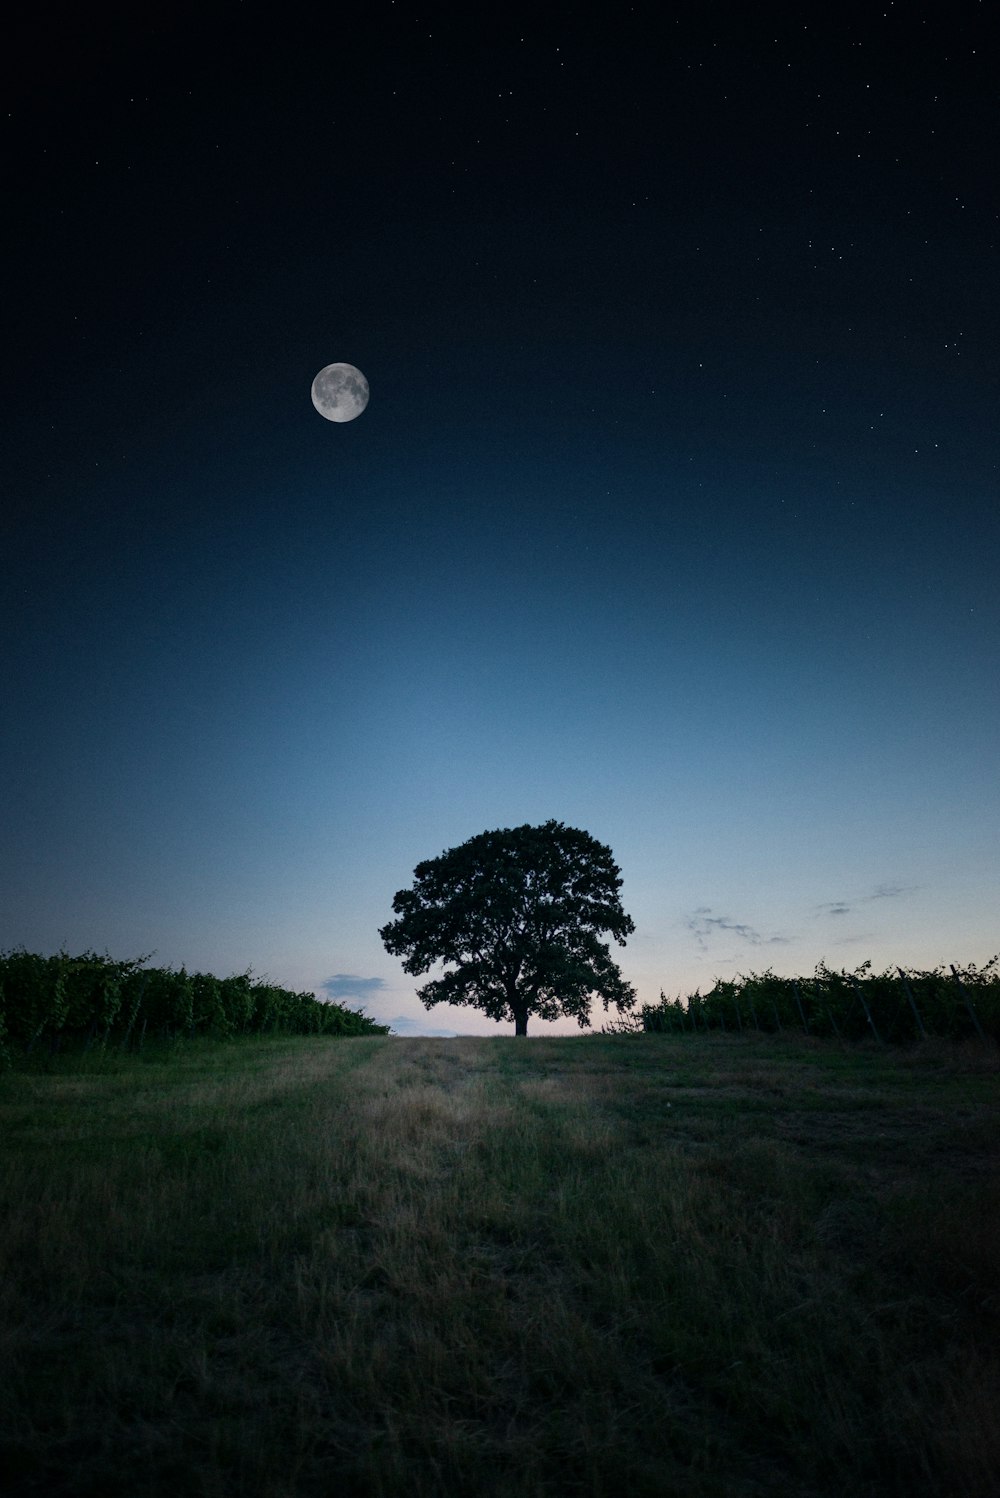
1,1031,997,1495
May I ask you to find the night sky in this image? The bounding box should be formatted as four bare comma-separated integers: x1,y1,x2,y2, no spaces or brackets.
5,4,997,1035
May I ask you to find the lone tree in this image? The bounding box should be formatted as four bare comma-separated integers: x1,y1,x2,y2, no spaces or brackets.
379,820,636,1036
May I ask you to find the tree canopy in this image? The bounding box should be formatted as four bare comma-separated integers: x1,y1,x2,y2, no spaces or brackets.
379,820,636,1036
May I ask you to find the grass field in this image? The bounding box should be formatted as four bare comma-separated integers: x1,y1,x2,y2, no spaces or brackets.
1,1033,997,1496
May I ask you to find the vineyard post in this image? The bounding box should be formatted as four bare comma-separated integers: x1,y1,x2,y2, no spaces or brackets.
849,977,883,1045
121,971,149,1053
897,968,927,1040
950,965,987,1042
793,981,809,1034
771,1000,783,1033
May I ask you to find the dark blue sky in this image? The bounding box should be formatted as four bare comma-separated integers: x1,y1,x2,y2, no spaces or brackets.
4,3,997,1032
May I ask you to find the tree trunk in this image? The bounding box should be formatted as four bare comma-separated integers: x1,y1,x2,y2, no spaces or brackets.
513,1009,528,1037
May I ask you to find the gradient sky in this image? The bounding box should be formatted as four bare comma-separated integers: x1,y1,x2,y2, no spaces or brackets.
4,4,997,1034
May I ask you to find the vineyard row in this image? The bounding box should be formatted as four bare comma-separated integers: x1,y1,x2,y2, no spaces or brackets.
639,959,1000,1043
0,949,389,1062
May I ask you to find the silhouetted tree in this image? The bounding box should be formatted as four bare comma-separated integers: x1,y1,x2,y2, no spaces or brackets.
379,821,636,1036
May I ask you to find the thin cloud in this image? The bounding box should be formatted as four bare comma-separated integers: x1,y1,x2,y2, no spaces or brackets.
817,883,917,918
831,931,877,947
869,882,914,901
685,908,790,952
387,1014,459,1038
320,974,387,1002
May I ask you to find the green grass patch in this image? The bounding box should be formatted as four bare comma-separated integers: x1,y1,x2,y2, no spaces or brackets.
1,1032,997,1495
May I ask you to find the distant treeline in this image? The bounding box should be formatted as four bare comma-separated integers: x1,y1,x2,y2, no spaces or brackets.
639,960,999,1043
0,949,389,1062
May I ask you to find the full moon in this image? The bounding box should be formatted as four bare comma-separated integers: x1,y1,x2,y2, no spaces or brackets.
310,363,370,422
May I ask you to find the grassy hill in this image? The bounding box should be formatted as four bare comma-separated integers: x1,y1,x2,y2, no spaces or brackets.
1,1033,997,1496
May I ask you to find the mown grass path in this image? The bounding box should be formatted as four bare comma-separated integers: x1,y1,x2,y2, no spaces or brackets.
1,1034,997,1496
